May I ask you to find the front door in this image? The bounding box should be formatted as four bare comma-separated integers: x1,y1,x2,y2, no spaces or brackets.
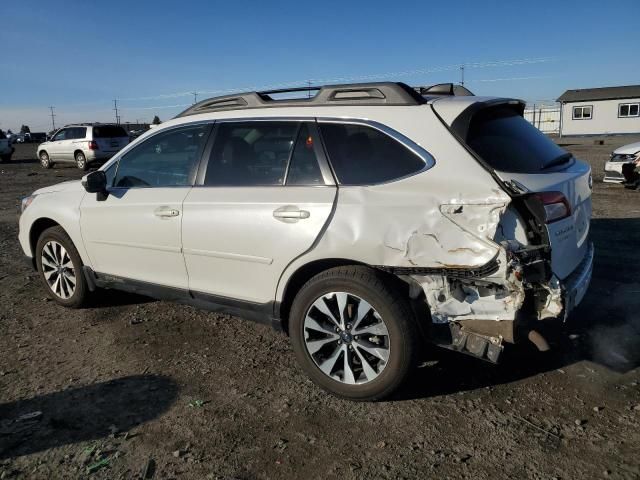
79,123,212,289
182,120,336,304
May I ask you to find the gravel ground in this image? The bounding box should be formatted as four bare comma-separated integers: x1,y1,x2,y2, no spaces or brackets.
1,138,639,480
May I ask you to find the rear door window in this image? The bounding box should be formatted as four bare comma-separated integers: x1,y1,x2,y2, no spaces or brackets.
94,125,128,138
204,122,299,186
285,124,324,185
318,123,425,185
466,106,571,173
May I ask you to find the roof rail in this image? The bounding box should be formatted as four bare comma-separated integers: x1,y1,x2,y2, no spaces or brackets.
415,83,475,97
176,82,426,118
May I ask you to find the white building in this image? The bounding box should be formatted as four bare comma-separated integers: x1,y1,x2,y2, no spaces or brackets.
557,85,640,136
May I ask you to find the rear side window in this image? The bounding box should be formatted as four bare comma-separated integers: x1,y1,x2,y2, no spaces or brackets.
70,127,87,139
94,125,128,138
205,122,298,186
466,107,570,174
114,124,209,188
286,124,324,185
319,123,425,185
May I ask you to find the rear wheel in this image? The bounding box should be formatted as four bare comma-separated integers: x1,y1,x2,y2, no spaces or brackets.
39,151,52,169
75,151,88,170
289,266,418,401
0,154,10,163
35,226,89,308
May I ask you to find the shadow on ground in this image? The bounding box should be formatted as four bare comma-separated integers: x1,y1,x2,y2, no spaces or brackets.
0,375,178,459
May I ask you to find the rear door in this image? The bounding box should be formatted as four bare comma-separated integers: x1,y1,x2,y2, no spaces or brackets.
181,120,336,304
452,103,592,279
93,125,130,155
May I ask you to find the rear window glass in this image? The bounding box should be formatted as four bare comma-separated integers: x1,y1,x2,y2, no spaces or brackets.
93,126,128,138
319,123,425,185
466,107,570,173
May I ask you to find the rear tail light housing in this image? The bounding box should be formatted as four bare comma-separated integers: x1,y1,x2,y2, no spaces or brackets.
88,140,99,150
534,191,571,223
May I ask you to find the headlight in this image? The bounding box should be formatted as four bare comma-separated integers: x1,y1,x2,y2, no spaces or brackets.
611,152,639,162
20,194,37,214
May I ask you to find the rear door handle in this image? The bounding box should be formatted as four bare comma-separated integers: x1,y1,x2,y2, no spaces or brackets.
154,206,180,218
273,205,310,222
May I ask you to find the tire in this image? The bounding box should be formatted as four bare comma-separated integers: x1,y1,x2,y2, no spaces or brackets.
75,151,88,171
289,266,418,401
35,226,89,308
0,155,9,163
39,151,52,169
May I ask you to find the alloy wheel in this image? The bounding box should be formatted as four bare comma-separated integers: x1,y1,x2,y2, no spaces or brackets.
303,292,390,385
41,240,76,299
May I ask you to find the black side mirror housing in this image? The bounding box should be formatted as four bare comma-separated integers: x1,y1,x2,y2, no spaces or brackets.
82,170,107,194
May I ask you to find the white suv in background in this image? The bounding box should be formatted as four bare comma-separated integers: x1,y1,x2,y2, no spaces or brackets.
18,82,594,400
36,124,130,170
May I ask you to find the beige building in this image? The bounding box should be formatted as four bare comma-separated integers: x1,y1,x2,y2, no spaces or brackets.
557,85,640,136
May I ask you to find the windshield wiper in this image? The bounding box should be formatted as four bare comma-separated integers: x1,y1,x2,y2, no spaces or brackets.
541,152,573,170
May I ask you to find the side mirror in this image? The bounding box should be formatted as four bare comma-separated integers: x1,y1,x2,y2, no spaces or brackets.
82,170,107,194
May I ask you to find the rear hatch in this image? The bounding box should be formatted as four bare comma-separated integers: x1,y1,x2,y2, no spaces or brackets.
436,100,592,280
92,125,130,153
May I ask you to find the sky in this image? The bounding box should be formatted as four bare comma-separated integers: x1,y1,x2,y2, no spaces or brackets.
1,0,639,132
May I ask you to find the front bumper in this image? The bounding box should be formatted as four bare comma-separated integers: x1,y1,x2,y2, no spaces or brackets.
604,161,630,183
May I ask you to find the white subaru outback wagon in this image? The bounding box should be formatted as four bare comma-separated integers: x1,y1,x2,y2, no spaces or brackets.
19,82,593,400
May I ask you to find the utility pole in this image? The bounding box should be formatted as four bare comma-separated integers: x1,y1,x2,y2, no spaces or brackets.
192,91,198,104
460,65,465,86
307,80,312,98
113,99,120,124
49,106,56,131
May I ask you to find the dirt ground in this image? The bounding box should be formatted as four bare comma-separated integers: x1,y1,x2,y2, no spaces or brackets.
1,137,639,480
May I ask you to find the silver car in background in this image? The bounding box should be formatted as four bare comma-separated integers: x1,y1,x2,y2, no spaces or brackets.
604,140,640,183
36,123,130,170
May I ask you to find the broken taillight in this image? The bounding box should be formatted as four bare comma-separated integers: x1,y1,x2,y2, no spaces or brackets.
534,191,571,223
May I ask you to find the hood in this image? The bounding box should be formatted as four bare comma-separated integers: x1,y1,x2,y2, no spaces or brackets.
613,141,640,155
33,180,83,195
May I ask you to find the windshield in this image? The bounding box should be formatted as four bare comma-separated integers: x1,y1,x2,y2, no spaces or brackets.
466,106,570,173
93,126,128,138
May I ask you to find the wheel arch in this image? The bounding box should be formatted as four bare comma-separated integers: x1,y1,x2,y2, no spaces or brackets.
277,258,412,334
29,217,61,258
74,149,85,159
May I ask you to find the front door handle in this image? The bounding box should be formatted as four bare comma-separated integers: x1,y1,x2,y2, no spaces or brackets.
154,206,180,218
273,205,310,222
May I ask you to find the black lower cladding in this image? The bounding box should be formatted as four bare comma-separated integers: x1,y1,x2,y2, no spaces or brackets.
375,255,500,279
88,269,282,330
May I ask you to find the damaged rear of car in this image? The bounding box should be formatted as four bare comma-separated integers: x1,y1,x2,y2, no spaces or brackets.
404,96,594,361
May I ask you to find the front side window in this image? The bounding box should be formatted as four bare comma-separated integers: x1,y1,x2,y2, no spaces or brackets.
53,129,67,141
205,122,298,186
114,124,209,188
619,103,640,118
572,105,592,120
319,123,425,185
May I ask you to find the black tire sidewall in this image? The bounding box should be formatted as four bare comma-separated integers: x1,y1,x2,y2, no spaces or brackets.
35,226,88,308
289,268,416,401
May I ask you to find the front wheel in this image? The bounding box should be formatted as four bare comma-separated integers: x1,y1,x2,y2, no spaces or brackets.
35,226,89,308
75,151,88,170
39,151,52,169
289,266,418,401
